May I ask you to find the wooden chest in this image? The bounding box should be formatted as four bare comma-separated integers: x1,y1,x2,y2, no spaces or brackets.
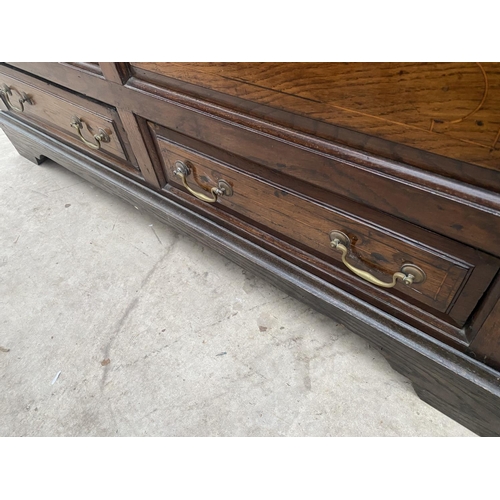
2,62,500,435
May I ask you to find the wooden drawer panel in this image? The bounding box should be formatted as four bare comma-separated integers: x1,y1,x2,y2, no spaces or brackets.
117,80,499,258
153,133,499,328
0,70,128,164
8,63,500,256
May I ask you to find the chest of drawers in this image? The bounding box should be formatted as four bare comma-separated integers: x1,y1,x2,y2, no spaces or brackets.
2,62,500,435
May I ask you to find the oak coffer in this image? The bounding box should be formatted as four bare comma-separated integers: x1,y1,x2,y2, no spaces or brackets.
2,62,500,436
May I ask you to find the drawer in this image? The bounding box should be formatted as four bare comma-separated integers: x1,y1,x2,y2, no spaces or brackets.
0,69,137,176
152,131,499,331
124,79,500,258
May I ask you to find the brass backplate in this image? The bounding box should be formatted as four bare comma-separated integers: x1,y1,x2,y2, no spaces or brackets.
218,180,233,197
400,264,426,284
329,230,350,247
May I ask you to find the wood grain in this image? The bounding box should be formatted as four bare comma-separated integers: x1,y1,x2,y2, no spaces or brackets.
3,112,500,436
115,109,163,188
4,63,500,434
470,291,500,370
62,62,103,77
148,124,499,341
6,63,500,257
154,135,498,325
99,63,130,84
142,94,500,258
1,109,468,347
133,62,500,171
0,66,160,185
0,70,126,160
8,62,500,191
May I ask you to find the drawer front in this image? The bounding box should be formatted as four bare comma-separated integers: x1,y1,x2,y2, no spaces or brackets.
120,77,500,258
0,71,128,164
153,132,499,328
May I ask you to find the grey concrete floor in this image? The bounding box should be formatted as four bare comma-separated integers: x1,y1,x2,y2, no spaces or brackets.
0,129,475,436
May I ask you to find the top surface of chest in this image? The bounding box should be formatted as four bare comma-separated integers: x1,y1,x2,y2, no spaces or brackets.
132,62,500,175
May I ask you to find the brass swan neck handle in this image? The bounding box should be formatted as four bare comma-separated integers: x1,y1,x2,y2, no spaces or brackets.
174,160,233,204
329,231,426,288
70,117,110,150
1,84,32,113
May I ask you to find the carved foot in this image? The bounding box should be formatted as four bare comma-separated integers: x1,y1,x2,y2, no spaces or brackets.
0,119,47,165
15,147,46,165
380,352,500,436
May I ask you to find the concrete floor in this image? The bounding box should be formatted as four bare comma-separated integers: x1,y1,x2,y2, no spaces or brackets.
0,129,476,436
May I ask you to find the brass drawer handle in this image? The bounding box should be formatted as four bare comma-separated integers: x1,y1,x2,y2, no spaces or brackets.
70,116,110,150
174,160,233,203
329,230,426,288
1,84,32,112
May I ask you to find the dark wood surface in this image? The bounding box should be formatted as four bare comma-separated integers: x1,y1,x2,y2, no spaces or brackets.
11,62,499,194
4,61,499,341
115,109,162,188
99,62,130,85
4,112,500,436
6,62,500,257
9,61,500,197
154,132,498,326
4,62,500,435
132,63,500,172
0,65,158,185
470,285,500,370
0,70,127,160
138,87,500,259
129,64,500,194
62,62,103,77
143,127,489,348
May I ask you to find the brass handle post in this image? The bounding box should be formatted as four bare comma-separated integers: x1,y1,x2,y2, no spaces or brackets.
1,84,32,112
329,230,426,288
70,116,110,150
174,160,233,204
